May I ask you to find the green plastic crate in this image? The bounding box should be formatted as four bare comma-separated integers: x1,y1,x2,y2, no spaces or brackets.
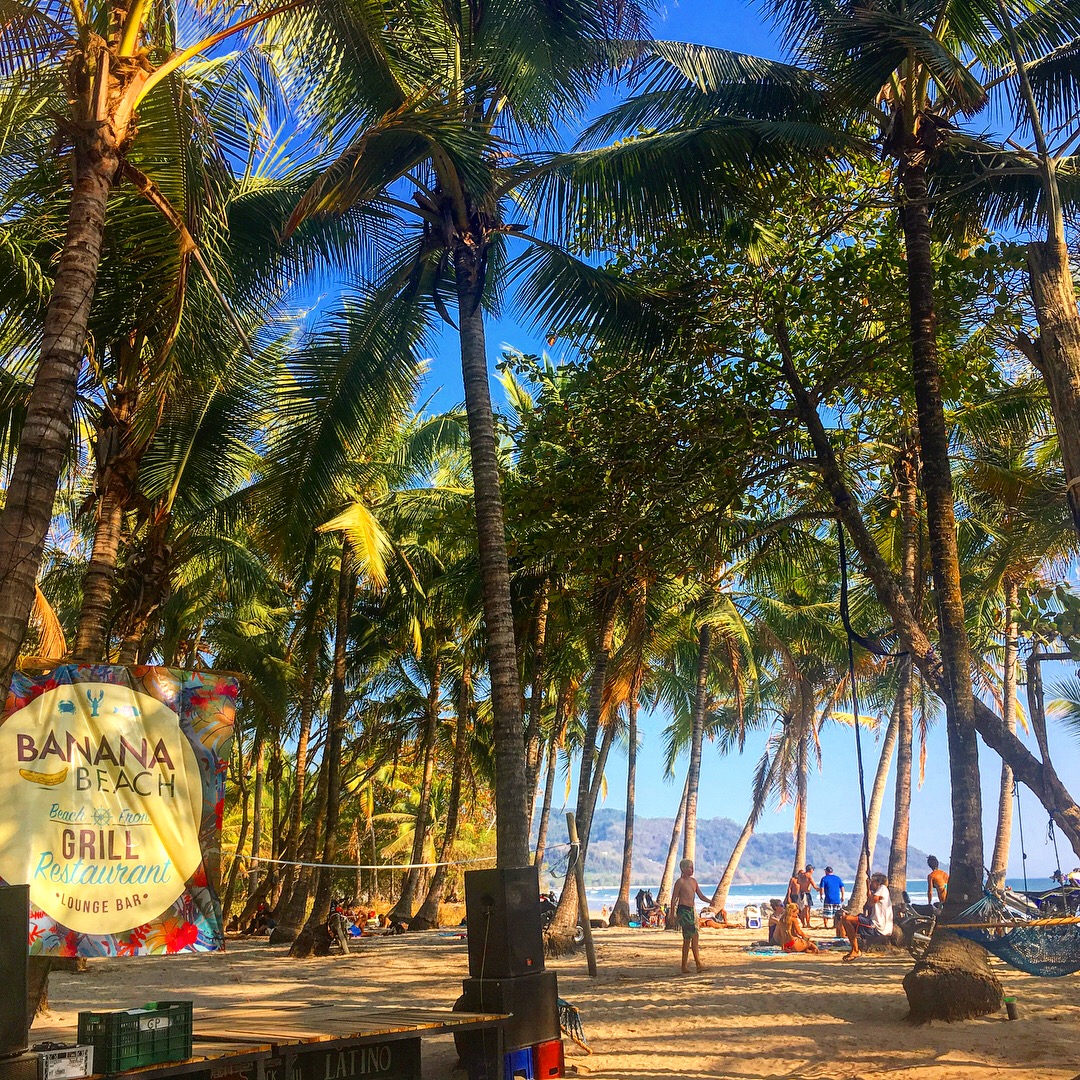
77,1001,192,1073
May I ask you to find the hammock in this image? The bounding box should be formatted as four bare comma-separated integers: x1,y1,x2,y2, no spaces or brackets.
952,894,1080,977
558,997,591,1054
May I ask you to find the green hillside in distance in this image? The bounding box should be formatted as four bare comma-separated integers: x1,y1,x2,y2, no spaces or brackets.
540,808,931,887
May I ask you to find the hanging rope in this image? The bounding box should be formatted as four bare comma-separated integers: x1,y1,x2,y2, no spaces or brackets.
838,524,873,893
1015,783,1029,896
1048,814,1070,910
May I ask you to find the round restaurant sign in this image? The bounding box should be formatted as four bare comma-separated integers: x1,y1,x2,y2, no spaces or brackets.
0,683,203,934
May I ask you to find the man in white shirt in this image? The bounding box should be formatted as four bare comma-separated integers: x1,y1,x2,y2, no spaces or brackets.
839,872,893,961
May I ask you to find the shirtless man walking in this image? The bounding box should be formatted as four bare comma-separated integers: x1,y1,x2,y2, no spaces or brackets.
671,858,711,973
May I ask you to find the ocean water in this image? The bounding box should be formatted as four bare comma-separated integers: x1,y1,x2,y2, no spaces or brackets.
583,877,1061,919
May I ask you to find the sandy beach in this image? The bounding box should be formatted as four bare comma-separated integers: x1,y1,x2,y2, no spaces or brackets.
31,924,1080,1080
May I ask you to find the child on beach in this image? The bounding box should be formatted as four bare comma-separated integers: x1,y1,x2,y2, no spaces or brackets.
671,858,711,973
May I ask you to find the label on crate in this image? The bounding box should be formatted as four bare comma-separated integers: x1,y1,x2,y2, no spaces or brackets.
0,666,236,955
137,1014,173,1032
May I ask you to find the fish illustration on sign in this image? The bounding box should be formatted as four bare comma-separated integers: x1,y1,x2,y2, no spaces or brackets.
112,704,140,718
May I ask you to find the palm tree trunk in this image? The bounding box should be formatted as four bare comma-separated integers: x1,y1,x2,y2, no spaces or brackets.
272,728,330,941
994,1,1080,539
711,751,783,912
350,818,362,904
547,588,618,938
534,684,569,870
271,749,282,865
899,162,984,913
549,718,616,938
888,442,919,903
578,583,620,803
278,642,318,908
888,658,914,903
792,728,808,876
584,721,616,850
1026,243,1080,538
898,159,1000,1021
393,658,441,921
249,738,264,896
683,624,712,863
848,705,900,912
0,52,147,686
116,516,171,665
412,657,472,930
222,735,251,920
610,670,642,926
72,386,139,663
989,580,1020,886
454,248,529,868
291,545,355,958
524,582,551,820
658,772,691,915
270,748,282,901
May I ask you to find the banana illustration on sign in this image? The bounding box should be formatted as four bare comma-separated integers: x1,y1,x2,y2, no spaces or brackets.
18,766,69,786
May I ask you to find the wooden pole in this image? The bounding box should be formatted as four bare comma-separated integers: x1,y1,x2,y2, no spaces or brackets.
567,812,597,977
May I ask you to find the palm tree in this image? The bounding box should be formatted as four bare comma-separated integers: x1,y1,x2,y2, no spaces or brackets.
980,4,1080,538
955,380,1079,880
411,643,474,930
0,0,303,684
282,0,679,868
709,748,782,914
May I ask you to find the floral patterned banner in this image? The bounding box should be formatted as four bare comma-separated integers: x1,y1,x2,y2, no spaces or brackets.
0,664,235,956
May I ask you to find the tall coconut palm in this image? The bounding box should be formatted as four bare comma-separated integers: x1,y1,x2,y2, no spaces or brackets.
973,4,1080,538
281,0,693,867
0,0,311,685
955,380,1079,879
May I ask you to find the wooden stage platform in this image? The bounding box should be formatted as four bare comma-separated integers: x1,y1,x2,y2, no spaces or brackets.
36,1003,507,1080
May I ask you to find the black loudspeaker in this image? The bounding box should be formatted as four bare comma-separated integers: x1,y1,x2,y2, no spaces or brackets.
457,970,560,1051
464,867,544,979
0,885,29,1059
0,1053,37,1080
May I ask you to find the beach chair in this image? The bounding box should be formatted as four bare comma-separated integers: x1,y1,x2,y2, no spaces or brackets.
743,904,762,930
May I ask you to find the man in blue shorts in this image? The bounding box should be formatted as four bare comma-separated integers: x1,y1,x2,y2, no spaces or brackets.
818,866,845,933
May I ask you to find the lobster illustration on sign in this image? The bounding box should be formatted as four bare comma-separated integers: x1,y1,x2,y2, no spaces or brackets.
86,689,104,717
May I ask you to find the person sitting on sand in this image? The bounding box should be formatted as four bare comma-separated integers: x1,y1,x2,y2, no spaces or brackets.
671,858,711,973
639,890,664,927
698,906,733,929
766,899,785,944
775,902,820,953
839,872,893,961
927,856,949,904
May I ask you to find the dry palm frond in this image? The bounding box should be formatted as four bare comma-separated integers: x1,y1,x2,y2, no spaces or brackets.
31,585,66,660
